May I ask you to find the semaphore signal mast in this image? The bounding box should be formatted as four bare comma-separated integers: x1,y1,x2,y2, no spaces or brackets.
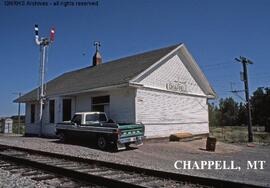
34,24,55,136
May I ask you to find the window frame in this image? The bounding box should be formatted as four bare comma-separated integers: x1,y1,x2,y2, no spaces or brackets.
91,95,110,112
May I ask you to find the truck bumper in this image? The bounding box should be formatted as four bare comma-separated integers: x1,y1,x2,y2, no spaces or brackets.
117,136,145,150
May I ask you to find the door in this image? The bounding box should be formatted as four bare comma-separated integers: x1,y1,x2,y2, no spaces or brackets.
62,99,72,121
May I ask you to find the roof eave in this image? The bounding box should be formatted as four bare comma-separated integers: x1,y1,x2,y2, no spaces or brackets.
14,99,38,103
14,83,130,103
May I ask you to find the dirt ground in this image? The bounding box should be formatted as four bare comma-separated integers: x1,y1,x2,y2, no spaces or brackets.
0,135,269,187
210,126,270,144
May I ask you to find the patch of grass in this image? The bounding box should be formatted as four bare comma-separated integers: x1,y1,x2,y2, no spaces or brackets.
210,126,270,143
12,123,25,134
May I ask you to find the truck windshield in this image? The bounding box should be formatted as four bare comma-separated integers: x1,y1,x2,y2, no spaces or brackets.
85,114,107,123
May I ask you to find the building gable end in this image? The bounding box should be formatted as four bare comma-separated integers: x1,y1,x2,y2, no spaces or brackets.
131,45,216,98
136,54,205,96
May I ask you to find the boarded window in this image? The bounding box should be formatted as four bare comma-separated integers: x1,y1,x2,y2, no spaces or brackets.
92,96,110,105
92,96,110,113
30,104,35,123
92,105,105,112
49,100,55,123
62,99,72,121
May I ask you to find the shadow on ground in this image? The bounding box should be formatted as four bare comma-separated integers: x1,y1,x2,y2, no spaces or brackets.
50,139,138,153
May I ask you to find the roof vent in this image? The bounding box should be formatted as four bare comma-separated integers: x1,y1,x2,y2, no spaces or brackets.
92,41,102,66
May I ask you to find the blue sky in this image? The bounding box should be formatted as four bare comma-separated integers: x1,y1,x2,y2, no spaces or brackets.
0,0,270,116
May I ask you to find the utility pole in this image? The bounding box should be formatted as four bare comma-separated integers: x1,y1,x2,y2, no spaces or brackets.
34,24,55,136
235,56,253,142
18,92,21,134
13,92,22,134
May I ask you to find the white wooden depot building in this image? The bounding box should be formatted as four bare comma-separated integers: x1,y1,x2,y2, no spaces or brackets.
15,44,216,138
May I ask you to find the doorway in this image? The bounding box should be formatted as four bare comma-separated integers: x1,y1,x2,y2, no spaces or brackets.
62,99,72,121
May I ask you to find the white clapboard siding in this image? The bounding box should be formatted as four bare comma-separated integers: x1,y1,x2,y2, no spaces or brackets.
140,55,205,96
25,96,69,136
76,94,92,112
25,103,30,124
42,99,56,136
136,53,209,137
25,103,40,135
74,88,135,123
109,88,136,123
136,88,209,137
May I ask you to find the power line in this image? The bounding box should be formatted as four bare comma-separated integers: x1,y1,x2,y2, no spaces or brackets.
200,60,232,68
229,82,245,101
250,74,270,79
201,64,232,71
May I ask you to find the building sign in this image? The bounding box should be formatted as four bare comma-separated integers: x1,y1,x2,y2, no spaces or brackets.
166,81,187,93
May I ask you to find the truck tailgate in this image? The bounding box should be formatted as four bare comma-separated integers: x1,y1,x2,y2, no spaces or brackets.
118,124,144,138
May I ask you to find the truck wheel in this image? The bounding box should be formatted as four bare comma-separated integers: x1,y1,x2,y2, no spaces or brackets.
58,133,66,143
97,136,107,150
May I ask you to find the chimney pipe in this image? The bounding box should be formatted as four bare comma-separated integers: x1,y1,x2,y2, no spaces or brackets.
93,41,102,66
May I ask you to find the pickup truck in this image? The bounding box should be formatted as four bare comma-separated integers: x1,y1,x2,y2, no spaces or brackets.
55,112,145,150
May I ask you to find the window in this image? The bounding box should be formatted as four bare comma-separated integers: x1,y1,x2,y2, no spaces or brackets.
49,100,55,123
62,99,72,121
92,96,110,113
92,96,110,105
30,104,35,123
92,105,104,112
71,114,82,125
85,114,107,123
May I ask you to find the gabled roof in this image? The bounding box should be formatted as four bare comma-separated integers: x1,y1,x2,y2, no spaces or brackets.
130,44,217,98
15,44,181,102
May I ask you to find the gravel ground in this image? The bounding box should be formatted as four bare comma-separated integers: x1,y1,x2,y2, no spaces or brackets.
0,167,47,188
0,159,103,188
0,135,269,187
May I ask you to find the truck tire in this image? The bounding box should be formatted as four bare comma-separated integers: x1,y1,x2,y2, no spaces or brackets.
58,132,66,143
97,136,107,150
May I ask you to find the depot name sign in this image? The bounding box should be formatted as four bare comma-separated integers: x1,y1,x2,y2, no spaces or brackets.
166,81,187,93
